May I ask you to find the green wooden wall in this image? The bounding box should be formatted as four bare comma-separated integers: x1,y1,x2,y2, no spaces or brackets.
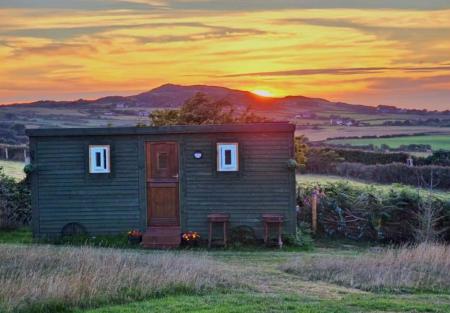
30,130,295,238
180,132,296,237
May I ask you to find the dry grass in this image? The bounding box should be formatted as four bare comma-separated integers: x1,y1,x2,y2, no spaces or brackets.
281,243,450,293
0,244,235,312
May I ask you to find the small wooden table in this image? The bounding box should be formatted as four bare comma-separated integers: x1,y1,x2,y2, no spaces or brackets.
207,213,230,248
262,214,284,248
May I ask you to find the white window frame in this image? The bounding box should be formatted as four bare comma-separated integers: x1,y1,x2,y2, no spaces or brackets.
89,145,110,174
217,143,239,172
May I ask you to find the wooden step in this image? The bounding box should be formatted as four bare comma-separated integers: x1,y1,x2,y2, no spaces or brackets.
141,226,181,249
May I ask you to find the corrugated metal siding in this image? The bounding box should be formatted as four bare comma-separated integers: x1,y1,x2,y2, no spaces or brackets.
35,136,141,236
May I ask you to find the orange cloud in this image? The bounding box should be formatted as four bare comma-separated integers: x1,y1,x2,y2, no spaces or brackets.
0,4,449,109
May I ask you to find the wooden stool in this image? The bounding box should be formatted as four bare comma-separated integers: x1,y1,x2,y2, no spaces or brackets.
262,214,283,248
207,213,230,248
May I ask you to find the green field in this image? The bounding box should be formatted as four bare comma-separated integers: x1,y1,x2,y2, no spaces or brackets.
298,174,450,200
327,134,450,151
0,160,25,180
1,229,450,313
296,126,450,142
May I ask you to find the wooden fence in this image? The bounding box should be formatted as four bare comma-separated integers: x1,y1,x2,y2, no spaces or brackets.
0,144,29,162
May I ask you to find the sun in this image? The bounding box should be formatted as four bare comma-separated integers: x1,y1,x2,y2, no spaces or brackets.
251,89,274,97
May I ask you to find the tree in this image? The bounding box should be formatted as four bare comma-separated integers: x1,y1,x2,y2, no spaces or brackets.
413,169,446,243
148,93,268,126
305,148,342,174
294,136,309,169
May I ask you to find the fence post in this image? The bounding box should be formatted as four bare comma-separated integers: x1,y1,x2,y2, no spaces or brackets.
5,147,8,160
311,190,318,234
24,148,30,164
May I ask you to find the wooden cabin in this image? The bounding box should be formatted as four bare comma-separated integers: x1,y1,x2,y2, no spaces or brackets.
26,123,296,247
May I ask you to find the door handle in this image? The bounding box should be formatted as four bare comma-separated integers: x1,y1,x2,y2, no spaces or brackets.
172,174,179,178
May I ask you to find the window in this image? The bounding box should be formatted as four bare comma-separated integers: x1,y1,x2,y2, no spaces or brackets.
157,152,168,169
89,145,110,173
217,143,238,171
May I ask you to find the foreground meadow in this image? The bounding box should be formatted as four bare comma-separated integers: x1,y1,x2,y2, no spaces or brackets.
1,232,450,313
0,160,25,181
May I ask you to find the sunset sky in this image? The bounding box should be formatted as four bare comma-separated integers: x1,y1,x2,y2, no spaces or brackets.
0,1,449,109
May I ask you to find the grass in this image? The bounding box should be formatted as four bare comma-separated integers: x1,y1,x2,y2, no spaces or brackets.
0,244,235,313
296,126,450,142
0,227,32,244
0,160,25,180
77,293,450,312
1,233,450,312
328,134,450,151
79,292,450,313
281,243,450,293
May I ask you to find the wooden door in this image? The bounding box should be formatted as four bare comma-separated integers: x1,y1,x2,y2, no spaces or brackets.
146,142,179,226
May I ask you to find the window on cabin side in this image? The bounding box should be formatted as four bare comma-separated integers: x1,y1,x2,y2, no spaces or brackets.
89,145,110,173
217,143,238,171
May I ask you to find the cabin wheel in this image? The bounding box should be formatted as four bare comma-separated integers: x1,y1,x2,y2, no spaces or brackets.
61,222,87,237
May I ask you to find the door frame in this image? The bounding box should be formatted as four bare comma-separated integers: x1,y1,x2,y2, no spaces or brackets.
144,141,181,227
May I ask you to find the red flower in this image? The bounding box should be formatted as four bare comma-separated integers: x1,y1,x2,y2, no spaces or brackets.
182,231,200,242
128,230,142,238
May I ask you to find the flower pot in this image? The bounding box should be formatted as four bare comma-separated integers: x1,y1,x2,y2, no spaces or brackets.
128,236,141,244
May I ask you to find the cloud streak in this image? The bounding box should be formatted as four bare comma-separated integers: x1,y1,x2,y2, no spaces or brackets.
0,1,449,109
224,66,450,77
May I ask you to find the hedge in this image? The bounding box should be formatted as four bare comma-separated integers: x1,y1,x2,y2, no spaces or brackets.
0,167,31,229
334,162,450,190
333,149,409,165
297,181,450,242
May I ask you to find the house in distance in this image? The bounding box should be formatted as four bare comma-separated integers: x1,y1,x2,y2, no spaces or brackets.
26,122,296,248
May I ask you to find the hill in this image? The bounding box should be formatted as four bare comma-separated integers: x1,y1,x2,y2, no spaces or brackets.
1,83,449,145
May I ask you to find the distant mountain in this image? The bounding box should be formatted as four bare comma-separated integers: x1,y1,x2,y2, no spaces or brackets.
2,83,450,146
2,82,448,134
3,83,379,114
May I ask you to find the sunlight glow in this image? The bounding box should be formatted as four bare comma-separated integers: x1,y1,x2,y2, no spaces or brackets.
0,4,449,108
251,90,274,97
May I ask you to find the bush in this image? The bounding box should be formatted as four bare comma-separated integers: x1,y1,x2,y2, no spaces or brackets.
0,167,31,229
423,150,450,166
334,162,450,190
297,181,450,242
305,147,342,174
332,148,409,165
230,225,257,246
282,222,314,250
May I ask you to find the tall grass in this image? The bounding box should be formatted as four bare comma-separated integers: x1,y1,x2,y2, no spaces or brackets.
281,243,450,292
0,244,235,312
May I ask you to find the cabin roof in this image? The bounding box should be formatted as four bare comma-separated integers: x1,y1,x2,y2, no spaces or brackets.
26,122,295,137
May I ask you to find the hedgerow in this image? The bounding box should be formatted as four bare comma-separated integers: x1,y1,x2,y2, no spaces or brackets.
0,167,31,229
334,162,450,189
297,181,450,242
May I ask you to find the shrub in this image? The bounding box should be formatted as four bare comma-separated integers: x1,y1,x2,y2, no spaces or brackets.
282,222,314,250
305,147,342,174
297,181,450,242
0,167,31,229
424,150,450,166
332,148,409,165
230,225,257,246
334,162,450,190
281,243,450,293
